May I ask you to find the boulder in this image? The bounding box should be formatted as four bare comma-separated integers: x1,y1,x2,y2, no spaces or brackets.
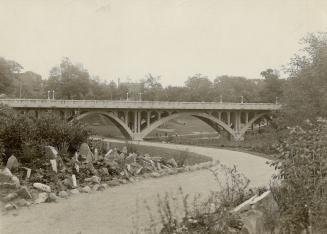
167,158,178,168
17,186,33,199
34,192,48,204
81,186,91,193
15,199,31,207
100,167,109,176
63,178,74,189
58,191,69,198
3,192,18,202
11,175,20,188
44,146,58,159
0,182,17,190
33,183,51,193
79,143,94,162
92,184,100,191
0,167,13,182
85,175,101,184
70,189,80,195
122,146,128,154
47,193,58,202
98,183,108,191
6,155,19,170
107,180,120,187
5,203,17,211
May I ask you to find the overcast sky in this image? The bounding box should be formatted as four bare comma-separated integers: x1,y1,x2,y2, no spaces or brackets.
0,0,327,86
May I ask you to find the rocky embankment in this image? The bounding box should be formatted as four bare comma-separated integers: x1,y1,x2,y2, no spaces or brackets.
0,139,214,212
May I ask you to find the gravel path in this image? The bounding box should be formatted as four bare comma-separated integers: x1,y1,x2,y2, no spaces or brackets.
0,140,275,234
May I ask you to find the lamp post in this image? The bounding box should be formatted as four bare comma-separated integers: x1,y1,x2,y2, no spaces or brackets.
52,90,55,100
47,90,50,100
126,92,129,101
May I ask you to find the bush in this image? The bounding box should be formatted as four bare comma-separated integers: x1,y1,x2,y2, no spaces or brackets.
0,107,90,165
133,164,255,233
270,121,327,233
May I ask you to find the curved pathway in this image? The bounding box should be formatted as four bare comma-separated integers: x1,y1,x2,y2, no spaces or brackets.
0,140,275,234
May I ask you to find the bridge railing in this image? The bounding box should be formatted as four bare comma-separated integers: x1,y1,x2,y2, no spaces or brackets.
0,99,281,110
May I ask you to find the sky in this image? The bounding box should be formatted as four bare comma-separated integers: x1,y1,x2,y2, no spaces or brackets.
0,0,327,86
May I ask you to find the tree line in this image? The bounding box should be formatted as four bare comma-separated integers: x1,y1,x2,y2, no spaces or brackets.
1,33,327,125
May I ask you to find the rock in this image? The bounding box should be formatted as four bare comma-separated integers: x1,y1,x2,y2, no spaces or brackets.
70,189,80,195
0,167,13,182
0,182,17,190
44,146,58,159
79,143,94,162
47,193,58,202
167,158,178,168
122,146,128,154
125,153,137,164
3,192,18,202
6,155,19,170
11,176,20,188
94,148,99,161
92,184,100,191
81,186,91,193
33,183,51,193
63,178,74,188
151,172,161,178
5,203,17,211
98,183,108,191
107,180,120,187
85,175,101,184
15,199,31,207
17,186,32,199
34,192,48,204
100,167,109,176
58,191,69,198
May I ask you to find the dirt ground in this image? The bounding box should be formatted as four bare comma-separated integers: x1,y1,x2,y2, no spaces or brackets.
0,140,275,234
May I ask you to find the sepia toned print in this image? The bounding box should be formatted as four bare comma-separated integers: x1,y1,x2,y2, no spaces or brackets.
1,0,327,233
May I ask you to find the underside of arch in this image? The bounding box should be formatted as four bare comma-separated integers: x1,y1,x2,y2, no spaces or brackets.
138,112,237,140
75,111,134,139
239,112,270,137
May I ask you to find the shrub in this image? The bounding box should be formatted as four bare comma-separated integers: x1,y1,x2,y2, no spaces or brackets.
134,164,254,233
0,107,90,165
270,121,327,233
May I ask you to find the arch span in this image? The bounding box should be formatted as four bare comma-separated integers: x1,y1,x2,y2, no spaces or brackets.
138,112,237,140
239,112,270,137
75,111,134,139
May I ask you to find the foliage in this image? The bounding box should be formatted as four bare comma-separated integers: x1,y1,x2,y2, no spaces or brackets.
0,107,90,165
270,121,327,233
134,164,254,234
282,32,327,125
0,57,23,95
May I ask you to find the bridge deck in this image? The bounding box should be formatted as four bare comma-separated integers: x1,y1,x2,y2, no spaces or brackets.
0,99,281,110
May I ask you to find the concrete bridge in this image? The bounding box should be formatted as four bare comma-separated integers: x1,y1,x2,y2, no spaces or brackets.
0,99,281,141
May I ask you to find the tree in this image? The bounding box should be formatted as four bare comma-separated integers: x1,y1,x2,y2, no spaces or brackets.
259,68,283,103
46,57,92,99
184,74,213,101
142,73,163,101
0,57,23,95
283,33,327,125
213,75,260,102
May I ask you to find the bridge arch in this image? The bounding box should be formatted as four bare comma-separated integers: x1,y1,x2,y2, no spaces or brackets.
238,112,271,138
137,112,237,140
75,111,134,139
